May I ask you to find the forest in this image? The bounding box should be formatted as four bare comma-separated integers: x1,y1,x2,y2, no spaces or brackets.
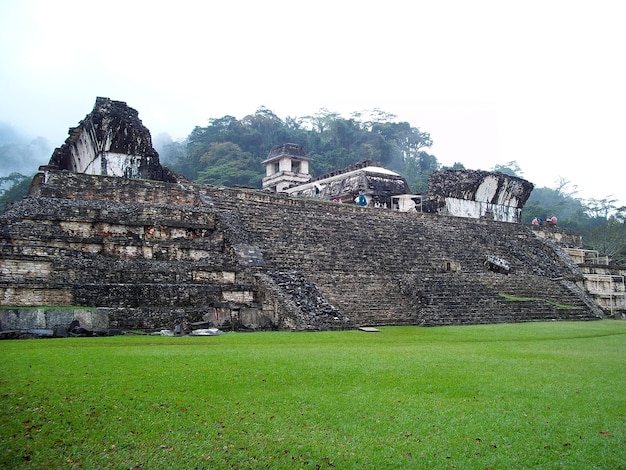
1,107,625,264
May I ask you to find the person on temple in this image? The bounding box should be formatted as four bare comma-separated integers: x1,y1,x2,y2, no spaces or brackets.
532,217,539,225
355,191,368,207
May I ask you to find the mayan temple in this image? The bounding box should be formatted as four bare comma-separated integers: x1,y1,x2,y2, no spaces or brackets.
2,98,620,337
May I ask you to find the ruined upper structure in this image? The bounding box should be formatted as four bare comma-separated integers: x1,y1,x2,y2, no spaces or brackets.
427,169,534,223
285,160,411,207
47,97,180,182
262,144,533,223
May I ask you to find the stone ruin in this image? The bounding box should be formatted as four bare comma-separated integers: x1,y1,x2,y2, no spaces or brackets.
285,159,411,208
46,97,181,183
262,143,312,192
279,153,532,224
0,98,610,337
426,169,534,223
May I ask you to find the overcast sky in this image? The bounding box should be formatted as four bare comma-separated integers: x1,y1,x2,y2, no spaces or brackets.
1,0,624,205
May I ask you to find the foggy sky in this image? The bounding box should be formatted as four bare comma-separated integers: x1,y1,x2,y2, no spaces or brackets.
0,0,624,206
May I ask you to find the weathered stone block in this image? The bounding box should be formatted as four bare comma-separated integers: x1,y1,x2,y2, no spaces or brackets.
0,309,47,330
223,290,254,303
0,288,73,306
0,260,52,282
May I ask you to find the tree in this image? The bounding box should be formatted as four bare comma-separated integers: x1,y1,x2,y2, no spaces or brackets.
553,177,579,199
403,151,440,193
196,142,259,188
521,185,587,226
240,107,290,154
493,161,523,177
300,109,341,134
614,206,626,224
586,219,626,265
444,162,466,170
585,196,619,219
0,173,31,213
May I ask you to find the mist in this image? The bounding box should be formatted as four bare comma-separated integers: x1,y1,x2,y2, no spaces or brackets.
0,122,51,177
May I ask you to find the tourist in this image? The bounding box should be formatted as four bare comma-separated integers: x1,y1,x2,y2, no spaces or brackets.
355,191,368,207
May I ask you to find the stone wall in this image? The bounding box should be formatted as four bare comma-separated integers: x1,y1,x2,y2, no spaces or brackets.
0,170,604,332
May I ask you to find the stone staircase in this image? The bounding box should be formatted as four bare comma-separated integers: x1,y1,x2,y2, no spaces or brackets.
201,184,603,326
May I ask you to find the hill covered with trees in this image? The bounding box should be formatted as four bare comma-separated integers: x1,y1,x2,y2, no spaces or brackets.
159,107,440,194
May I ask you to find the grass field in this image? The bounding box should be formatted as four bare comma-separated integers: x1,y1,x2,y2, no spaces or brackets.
1,321,625,469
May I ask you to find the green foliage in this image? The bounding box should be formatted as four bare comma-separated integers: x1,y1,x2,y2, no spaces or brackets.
585,196,621,219
522,186,588,226
587,219,626,265
1,322,625,469
444,161,466,170
0,173,31,213
493,160,523,177
196,142,260,187
167,108,437,193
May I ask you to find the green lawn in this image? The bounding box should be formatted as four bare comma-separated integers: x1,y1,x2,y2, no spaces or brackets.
1,321,625,469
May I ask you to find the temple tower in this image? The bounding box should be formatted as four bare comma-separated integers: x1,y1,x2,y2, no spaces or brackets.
261,143,312,192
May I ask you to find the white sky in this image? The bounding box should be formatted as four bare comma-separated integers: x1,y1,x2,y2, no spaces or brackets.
1,0,624,205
